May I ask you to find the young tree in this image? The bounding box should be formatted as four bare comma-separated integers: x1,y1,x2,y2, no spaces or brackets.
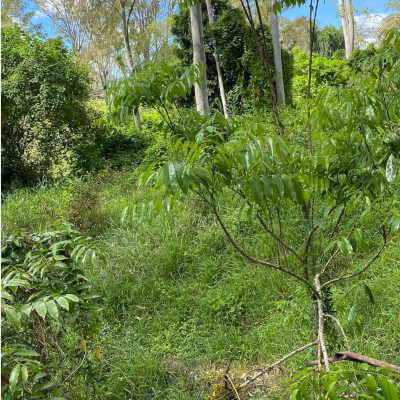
280,16,315,52
269,0,285,104
190,3,209,115
205,0,228,118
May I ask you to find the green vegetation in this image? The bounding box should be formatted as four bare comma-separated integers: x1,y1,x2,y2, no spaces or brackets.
2,0,400,398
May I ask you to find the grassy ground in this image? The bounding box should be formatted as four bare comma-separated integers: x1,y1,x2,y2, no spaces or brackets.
2,170,400,399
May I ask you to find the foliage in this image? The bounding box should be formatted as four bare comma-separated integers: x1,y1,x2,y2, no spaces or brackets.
171,0,294,111
348,44,378,73
292,48,350,102
1,26,97,187
289,364,400,399
315,25,345,59
1,223,100,399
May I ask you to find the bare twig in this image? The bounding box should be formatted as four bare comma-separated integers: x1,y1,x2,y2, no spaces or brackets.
61,348,87,386
238,341,318,388
257,212,303,262
210,194,320,298
324,314,350,352
321,238,386,289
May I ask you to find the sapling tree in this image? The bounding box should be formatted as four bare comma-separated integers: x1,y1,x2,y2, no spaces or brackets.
108,27,400,396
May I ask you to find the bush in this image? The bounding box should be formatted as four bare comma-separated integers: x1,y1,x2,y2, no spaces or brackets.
1,26,93,187
291,48,350,102
1,224,102,399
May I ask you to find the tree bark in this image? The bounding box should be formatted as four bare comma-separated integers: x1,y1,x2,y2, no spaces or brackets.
269,0,285,105
119,0,141,130
338,0,354,59
205,0,229,118
190,3,209,115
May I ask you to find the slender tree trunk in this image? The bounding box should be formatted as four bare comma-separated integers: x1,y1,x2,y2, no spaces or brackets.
269,0,285,105
120,1,141,130
338,0,354,59
205,0,229,119
190,3,209,115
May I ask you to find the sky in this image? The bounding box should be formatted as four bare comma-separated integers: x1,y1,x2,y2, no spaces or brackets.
25,0,391,40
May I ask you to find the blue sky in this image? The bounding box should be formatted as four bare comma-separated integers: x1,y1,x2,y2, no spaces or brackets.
26,0,390,39
282,1,388,27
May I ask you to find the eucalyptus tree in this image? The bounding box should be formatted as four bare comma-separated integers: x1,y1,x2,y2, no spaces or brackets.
205,0,228,118
338,0,354,58
190,2,209,115
269,0,285,104
34,0,94,51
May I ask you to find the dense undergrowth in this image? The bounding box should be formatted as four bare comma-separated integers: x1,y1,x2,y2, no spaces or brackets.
2,164,400,399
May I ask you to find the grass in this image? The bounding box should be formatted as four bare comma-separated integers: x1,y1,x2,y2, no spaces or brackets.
2,169,400,399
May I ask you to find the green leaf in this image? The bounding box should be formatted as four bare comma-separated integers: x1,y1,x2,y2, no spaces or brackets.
34,302,47,320
362,284,375,304
9,363,21,392
163,162,178,194
386,154,397,183
21,365,28,383
46,300,59,321
64,294,80,302
364,374,377,394
378,376,399,400
14,350,40,357
4,306,21,333
337,237,353,255
56,296,69,311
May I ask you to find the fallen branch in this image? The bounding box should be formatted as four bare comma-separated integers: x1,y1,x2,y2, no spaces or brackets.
238,341,318,389
307,352,400,374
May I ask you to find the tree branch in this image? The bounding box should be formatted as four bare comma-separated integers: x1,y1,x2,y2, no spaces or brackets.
210,194,320,298
238,341,318,388
321,235,386,289
324,313,350,352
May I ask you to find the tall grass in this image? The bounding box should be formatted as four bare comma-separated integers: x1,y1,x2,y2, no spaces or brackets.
2,170,400,399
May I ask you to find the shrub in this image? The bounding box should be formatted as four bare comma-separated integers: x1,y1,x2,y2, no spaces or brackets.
1,26,93,187
1,224,101,399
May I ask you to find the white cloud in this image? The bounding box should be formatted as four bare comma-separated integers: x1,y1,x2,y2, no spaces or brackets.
32,10,47,20
354,13,388,31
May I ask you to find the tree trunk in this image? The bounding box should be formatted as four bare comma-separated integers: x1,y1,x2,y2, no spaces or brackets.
269,0,285,105
120,1,141,130
190,3,209,115
205,0,229,118
339,0,354,59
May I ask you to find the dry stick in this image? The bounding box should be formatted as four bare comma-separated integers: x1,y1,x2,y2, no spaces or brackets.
321,240,386,289
307,352,400,374
238,341,318,388
324,314,350,352
315,274,331,371
210,194,320,298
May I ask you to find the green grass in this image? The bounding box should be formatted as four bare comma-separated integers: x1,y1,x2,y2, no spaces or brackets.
2,170,400,399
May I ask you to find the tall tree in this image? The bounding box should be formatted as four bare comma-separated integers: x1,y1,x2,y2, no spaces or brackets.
269,0,285,104
190,3,209,115
280,16,315,52
205,0,228,118
338,0,354,58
